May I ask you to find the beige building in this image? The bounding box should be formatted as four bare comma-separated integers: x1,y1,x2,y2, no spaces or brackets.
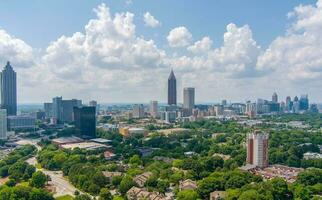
127,186,165,200
134,172,153,187
210,191,226,200
179,179,197,191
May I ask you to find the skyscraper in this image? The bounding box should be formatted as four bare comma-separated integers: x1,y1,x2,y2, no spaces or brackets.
0,109,7,139
73,106,96,138
246,130,269,168
272,92,278,103
168,69,177,105
132,104,145,118
0,62,17,116
285,96,292,112
150,100,158,118
183,87,195,116
299,95,309,111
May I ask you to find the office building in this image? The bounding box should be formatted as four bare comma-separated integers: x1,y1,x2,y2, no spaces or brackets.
183,87,195,116
45,97,82,123
7,115,36,131
246,130,269,168
0,109,7,139
149,101,158,118
214,105,224,116
52,96,63,122
89,100,99,115
293,96,300,113
285,96,292,112
272,92,278,103
44,103,53,119
299,95,309,111
73,106,96,138
168,69,177,105
132,104,145,118
161,111,176,123
0,62,17,116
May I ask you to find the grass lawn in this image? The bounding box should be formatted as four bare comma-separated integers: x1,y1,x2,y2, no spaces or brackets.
55,195,74,200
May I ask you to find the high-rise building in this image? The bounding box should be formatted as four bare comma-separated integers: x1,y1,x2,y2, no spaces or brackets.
285,96,292,112
149,101,158,118
168,69,177,105
183,87,195,116
293,96,300,113
246,130,269,168
0,109,7,139
272,92,278,103
44,103,53,119
62,99,82,122
89,100,99,115
52,96,63,122
73,106,96,138
245,101,256,118
46,97,82,123
132,104,144,118
299,95,309,111
0,62,17,116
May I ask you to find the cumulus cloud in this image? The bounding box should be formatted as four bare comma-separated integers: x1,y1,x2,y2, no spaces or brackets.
0,29,34,68
167,26,192,47
143,12,161,28
187,37,213,53
256,0,322,81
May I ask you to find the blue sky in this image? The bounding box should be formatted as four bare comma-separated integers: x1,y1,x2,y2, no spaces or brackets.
0,0,322,103
0,0,314,48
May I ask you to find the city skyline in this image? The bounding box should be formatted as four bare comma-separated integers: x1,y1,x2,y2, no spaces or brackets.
1,1,322,103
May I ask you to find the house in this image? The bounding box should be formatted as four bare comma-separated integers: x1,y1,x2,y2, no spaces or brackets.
104,151,116,160
179,179,197,191
210,191,226,200
102,171,123,182
134,172,153,187
127,186,166,200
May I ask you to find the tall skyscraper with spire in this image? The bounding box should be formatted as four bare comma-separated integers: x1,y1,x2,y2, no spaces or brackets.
0,62,17,116
168,69,177,105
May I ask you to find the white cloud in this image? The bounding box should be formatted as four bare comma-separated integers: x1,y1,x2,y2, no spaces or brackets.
167,26,192,47
187,37,213,54
256,0,322,81
143,12,161,28
0,29,34,68
3,1,322,103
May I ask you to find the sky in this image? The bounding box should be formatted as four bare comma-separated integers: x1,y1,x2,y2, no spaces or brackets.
0,0,321,104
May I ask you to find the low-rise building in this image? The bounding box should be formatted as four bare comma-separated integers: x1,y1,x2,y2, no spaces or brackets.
7,115,36,131
179,179,197,191
210,191,226,200
119,127,146,137
102,171,123,182
127,187,165,200
134,172,153,187
303,152,322,160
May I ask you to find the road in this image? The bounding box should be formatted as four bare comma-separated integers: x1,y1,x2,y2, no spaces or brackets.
24,139,79,198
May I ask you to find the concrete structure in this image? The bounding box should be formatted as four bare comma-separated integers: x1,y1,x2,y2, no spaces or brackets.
160,111,176,123
0,62,17,116
89,100,99,115
149,100,158,118
0,109,7,139
246,130,269,168
60,142,108,150
52,136,83,145
73,106,96,138
245,101,256,118
168,69,177,105
44,103,53,118
7,115,36,131
183,87,195,116
132,104,144,118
